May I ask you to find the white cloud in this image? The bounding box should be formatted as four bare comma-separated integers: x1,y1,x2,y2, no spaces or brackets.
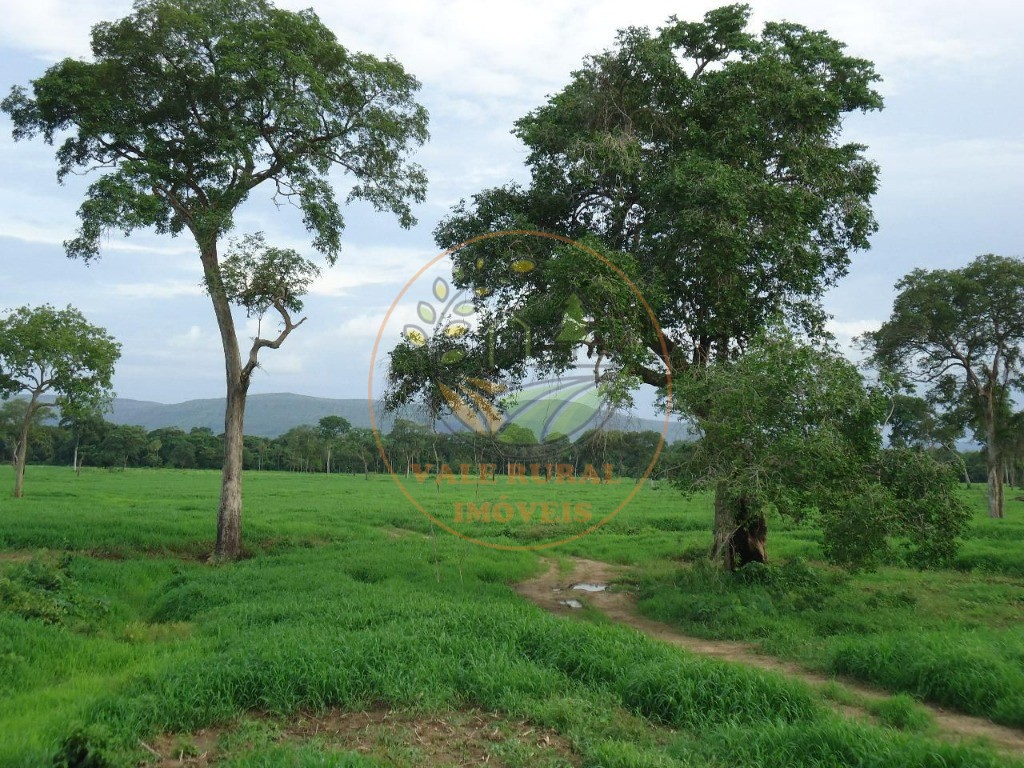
107,279,203,300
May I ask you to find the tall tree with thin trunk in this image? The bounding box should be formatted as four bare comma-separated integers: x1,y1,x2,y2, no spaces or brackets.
2,0,428,558
865,254,1024,519
0,305,120,498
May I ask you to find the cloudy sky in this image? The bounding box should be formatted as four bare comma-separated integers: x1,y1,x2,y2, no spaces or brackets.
0,0,1021,407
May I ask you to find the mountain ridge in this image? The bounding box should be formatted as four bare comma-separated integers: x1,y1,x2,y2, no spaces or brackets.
102,392,691,441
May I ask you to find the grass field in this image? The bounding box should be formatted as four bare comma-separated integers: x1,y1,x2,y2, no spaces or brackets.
0,465,1022,766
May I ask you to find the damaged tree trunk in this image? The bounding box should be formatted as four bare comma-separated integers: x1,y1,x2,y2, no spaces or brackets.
710,483,768,570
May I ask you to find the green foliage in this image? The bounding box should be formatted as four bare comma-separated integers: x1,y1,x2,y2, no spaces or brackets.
427,3,882,389
865,254,1024,517
0,305,120,414
677,328,970,569
218,232,321,317
0,555,108,628
873,448,972,568
1,0,428,260
676,328,885,516
0,468,1022,767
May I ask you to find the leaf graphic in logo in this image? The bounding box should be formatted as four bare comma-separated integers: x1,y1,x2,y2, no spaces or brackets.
433,277,449,302
403,325,427,346
453,302,475,317
418,301,437,324
438,377,507,435
445,322,470,337
511,259,535,274
440,349,465,365
556,294,587,343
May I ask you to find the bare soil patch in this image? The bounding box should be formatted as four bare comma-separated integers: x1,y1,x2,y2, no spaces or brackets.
146,708,579,767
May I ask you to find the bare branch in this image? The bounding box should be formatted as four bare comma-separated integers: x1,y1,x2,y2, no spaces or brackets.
241,299,307,382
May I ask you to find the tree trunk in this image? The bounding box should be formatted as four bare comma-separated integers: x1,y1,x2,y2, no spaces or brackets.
12,392,38,498
985,415,1004,519
216,380,247,559
710,483,768,570
201,241,248,560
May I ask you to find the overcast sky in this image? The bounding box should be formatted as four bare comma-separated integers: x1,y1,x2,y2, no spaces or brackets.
0,0,1021,406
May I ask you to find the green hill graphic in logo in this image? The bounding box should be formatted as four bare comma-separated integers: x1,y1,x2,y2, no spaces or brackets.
402,276,611,445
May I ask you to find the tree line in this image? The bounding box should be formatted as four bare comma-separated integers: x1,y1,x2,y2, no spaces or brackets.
5,395,1013,492
0,404,702,480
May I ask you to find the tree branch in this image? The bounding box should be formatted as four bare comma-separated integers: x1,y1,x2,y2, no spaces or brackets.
241,298,306,382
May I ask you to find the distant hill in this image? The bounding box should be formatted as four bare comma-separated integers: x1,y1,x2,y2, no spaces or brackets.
107,394,390,437
102,393,692,441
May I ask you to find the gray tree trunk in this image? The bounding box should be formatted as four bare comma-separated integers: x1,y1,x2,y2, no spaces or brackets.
985,411,1004,519
12,391,38,498
202,243,249,560
216,380,247,559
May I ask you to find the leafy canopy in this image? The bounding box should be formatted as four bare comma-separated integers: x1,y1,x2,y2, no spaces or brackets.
866,254,1024,422
217,232,320,318
0,305,121,416
414,3,883,409
677,328,969,569
1,0,429,260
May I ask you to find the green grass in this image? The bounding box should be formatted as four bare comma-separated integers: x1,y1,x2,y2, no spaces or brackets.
1,466,1022,766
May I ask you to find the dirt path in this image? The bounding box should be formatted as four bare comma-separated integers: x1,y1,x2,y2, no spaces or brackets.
515,557,1024,755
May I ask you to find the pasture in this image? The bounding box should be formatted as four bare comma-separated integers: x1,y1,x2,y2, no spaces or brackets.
1,465,1022,767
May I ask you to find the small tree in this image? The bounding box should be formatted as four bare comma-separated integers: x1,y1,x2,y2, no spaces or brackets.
317,415,351,474
678,328,969,569
0,305,121,497
3,0,428,558
865,254,1024,518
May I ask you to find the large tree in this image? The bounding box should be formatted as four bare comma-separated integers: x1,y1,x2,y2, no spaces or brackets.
0,305,121,498
387,4,882,565
2,0,428,558
865,254,1024,519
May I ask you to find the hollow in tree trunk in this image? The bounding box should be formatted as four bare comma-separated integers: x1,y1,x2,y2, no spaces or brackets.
710,483,768,570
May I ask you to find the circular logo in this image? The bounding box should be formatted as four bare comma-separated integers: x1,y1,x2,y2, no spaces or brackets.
368,230,672,550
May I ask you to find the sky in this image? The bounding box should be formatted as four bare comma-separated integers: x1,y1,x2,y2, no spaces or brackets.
0,0,1022,407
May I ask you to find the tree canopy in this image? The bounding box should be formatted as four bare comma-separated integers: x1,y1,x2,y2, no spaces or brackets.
1,0,428,261
0,304,121,497
420,4,882,388
865,254,1024,518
